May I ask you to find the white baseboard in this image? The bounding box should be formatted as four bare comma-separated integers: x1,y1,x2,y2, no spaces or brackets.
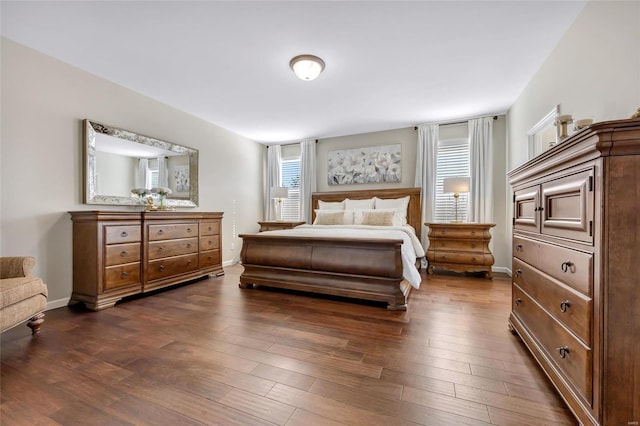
46,297,70,311
492,266,512,276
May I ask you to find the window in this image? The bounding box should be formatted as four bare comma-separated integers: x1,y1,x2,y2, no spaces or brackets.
280,158,301,221
434,137,470,222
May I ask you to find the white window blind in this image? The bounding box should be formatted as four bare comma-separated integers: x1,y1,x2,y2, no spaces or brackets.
280,159,301,221
435,138,470,222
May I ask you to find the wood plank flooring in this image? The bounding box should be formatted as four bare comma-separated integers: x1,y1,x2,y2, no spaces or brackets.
1,264,577,425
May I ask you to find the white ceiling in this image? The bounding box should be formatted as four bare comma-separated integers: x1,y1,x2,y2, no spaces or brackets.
1,1,586,144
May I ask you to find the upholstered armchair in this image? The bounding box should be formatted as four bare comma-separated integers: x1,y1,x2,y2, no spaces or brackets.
0,257,48,335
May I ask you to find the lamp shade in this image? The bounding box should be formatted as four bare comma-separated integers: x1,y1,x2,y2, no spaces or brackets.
271,186,289,199
443,176,470,194
289,54,325,81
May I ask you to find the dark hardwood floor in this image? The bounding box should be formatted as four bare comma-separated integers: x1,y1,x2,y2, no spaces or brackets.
1,264,576,425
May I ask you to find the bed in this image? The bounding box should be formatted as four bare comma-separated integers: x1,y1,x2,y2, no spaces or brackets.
238,187,424,310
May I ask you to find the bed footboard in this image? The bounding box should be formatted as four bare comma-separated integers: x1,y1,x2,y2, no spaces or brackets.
239,234,410,310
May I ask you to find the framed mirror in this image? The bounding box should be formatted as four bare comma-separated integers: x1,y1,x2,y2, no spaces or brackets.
84,119,198,207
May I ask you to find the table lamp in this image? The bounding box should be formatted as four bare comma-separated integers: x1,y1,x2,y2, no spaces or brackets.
271,186,289,221
443,176,470,223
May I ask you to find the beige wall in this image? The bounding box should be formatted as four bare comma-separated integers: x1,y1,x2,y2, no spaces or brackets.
505,1,640,272
316,117,510,271
0,38,264,306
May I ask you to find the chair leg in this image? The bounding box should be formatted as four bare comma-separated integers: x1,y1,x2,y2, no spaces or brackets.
26,312,45,335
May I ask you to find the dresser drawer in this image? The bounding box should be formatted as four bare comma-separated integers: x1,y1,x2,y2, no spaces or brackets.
430,239,485,253
513,258,592,345
428,251,491,266
105,243,141,266
513,285,592,403
199,236,220,251
200,221,219,236
199,250,221,268
513,236,592,296
105,225,141,244
148,237,198,260
148,223,198,241
147,253,199,281
104,263,141,290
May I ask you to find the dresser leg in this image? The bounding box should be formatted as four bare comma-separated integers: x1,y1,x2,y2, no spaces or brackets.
484,271,493,279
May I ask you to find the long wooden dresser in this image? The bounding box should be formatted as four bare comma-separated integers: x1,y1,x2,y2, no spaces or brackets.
507,118,639,425
69,211,223,310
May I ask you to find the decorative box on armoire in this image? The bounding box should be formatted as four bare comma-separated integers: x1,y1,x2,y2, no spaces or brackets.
507,118,639,425
69,211,223,310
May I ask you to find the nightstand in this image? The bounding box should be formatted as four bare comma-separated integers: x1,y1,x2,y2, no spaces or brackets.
258,221,305,232
425,222,495,279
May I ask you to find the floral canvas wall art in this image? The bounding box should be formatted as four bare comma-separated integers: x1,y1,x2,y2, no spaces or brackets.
173,165,190,193
328,144,401,185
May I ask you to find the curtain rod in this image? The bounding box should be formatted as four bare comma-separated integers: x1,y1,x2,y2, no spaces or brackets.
414,115,498,130
267,139,318,148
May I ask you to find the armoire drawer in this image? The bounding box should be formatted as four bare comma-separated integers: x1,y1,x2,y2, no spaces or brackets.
512,285,592,403
147,253,199,281
513,258,592,345
513,235,593,296
148,223,198,241
148,237,198,260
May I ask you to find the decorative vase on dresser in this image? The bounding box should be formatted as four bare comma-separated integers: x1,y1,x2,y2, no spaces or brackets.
507,118,640,426
69,211,223,310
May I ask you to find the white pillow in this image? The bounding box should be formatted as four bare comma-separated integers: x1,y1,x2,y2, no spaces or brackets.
344,198,375,210
354,208,402,226
314,209,354,225
317,200,345,210
374,196,410,225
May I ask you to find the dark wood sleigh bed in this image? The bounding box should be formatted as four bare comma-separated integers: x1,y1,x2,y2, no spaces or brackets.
238,187,422,310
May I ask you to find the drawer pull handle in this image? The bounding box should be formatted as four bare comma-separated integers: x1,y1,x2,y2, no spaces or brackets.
187,243,192,248
208,256,213,261
514,298,521,306
534,206,545,212
561,261,574,273
515,244,522,252
120,271,128,278
515,269,522,278
560,300,571,313
159,265,165,271
158,246,163,251
470,243,476,248
557,346,569,359
158,229,164,235
120,250,127,257
121,231,128,237
187,260,192,265
471,231,476,235
187,228,192,233
208,227,213,231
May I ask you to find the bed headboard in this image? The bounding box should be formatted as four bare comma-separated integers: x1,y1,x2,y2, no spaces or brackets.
311,187,422,233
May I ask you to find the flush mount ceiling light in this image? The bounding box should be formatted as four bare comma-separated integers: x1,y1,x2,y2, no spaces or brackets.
289,54,325,81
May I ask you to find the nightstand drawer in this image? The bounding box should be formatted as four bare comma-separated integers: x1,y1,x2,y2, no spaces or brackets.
148,238,198,260
430,240,484,252
429,251,491,266
430,227,489,240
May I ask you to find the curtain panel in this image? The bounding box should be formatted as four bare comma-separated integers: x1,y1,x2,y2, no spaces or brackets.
300,139,317,224
263,145,282,221
468,117,494,223
415,124,439,247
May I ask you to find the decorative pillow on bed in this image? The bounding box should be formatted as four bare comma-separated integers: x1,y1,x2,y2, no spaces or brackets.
354,208,402,226
374,196,410,225
344,198,375,210
361,210,396,226
318,200,345,210
313,209,355,225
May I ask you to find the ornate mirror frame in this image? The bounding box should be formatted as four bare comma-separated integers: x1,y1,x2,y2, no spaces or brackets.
84,119,199,207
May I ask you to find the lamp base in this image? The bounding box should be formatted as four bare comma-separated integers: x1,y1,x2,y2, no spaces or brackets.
449,220,464,224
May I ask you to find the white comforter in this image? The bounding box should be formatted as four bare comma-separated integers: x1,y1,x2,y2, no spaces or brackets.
260,224,425,289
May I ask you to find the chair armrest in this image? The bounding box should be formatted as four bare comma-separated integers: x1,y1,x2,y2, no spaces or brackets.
0,257,36,279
